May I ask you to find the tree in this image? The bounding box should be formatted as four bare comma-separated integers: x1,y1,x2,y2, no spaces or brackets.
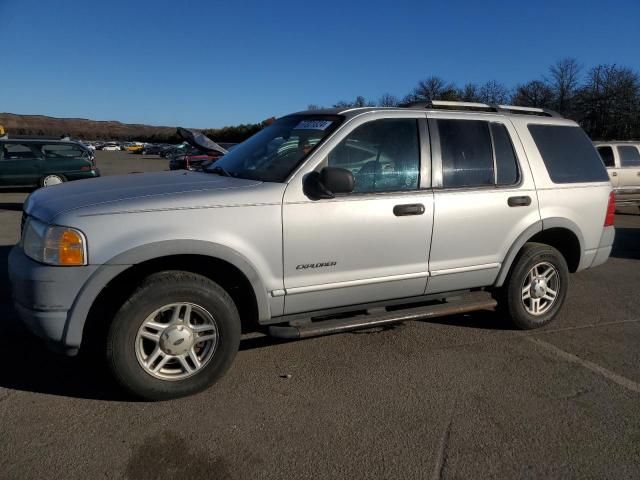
403,76,459,103
458,83,481,102
575,64,640,140
377,93,399,107
546,57,582,115
332,96,375,108
512,80,555,108
477,80,510,104
306,104,322,110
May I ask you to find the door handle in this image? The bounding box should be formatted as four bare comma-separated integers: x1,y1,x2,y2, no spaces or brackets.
611,172,618,176
393,203,425,216
507,196,531,207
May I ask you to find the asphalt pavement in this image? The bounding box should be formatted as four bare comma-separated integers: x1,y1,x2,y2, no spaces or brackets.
1,151,639,479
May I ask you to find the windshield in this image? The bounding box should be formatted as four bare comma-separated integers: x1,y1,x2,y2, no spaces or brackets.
206,115,343,182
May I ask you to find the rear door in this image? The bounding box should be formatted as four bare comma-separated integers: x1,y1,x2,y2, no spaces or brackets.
596,145,619,188
616,145,640,193
426,114,541,293
0,143,42,186
41,143,91,176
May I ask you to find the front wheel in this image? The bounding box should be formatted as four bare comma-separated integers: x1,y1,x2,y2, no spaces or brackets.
495,242,569,330
106,271,241,400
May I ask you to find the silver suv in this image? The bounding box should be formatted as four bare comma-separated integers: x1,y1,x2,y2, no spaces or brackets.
9,101,615,400
594,141,640,208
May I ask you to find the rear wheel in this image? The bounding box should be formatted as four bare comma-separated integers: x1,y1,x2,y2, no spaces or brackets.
496,242,569,329
39,174,65,187
106,271,241,400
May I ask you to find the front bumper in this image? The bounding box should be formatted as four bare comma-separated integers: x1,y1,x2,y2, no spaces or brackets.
8,246,98,352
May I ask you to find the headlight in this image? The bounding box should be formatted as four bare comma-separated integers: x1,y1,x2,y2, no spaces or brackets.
22,218,87,266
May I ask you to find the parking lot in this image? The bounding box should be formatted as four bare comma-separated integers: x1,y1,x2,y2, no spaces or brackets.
0,150,639,479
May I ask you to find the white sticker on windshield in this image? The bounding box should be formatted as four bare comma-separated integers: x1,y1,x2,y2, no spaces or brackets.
295,120,333,131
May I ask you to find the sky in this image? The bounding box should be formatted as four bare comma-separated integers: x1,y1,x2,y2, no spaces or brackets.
1,0,639,128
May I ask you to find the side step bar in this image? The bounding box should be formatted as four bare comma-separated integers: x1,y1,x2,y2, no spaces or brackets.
268,297,497,339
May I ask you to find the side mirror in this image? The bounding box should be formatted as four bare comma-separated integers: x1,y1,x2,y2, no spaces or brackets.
303,167,354,200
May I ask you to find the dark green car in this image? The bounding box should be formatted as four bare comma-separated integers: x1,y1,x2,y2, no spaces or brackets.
0,139,100,187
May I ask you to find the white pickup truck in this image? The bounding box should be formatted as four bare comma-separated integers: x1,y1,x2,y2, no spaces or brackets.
595,142,640,209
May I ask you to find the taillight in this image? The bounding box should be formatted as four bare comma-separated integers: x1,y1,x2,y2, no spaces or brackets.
604,191,615,227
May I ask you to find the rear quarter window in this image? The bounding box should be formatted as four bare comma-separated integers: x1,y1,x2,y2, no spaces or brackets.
528,125,609,183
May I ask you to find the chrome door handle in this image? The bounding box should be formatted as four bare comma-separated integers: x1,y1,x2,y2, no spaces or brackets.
611,172,618,176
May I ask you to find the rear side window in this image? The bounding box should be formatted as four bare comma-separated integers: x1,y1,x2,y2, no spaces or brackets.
437,119,520,188
438,119,493,188
528,125,608,183
617,146,640,167
491,123,519,185
596,146,615,167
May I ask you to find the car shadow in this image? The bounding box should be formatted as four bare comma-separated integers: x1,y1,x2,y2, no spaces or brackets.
611,227,640,260
0,202,24,211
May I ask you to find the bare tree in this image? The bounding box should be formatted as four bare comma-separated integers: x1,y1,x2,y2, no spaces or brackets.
404,76,459,103
478,80,510,104
306,104,322,110
546,58,582,115
333,96,375,109
576,64,640,139
378,93,399,107
512,80,555,108
458,83,481,102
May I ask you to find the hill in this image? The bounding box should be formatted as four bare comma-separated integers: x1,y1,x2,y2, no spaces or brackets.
0,113,271,143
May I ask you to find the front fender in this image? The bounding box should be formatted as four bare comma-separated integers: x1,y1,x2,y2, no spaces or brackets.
63,240,272,348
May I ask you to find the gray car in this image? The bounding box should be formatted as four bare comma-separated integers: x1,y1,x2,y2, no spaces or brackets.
9,101,615,400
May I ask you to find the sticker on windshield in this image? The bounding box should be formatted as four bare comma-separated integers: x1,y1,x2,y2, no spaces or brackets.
294,120,333,131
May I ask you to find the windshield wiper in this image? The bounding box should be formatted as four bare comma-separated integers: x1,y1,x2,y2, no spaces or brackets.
209,165,232,177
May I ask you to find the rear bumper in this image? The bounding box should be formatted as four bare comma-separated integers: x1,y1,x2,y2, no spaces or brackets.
590,226,615,268
614,188,640,207
65,169,100,181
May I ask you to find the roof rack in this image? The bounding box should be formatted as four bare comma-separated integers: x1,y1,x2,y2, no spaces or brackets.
0,134,72,141
401,100,562,118
496,105,561,118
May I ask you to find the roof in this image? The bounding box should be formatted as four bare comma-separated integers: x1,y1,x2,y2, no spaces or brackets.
291,101,565,120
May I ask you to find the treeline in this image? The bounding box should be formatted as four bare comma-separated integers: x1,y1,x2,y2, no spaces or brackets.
308,59,640,140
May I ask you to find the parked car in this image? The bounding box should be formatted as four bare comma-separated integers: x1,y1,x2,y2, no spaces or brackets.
102,143,121,151
0,138,100,187
9,102,614,400
169,152,221,170
127,143,145,153
141,144,166,155
595,141,640,208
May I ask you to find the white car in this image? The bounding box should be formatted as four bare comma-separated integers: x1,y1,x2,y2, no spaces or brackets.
103,144,121,151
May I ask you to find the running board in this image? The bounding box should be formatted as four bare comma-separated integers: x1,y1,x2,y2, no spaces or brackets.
268,297,497,339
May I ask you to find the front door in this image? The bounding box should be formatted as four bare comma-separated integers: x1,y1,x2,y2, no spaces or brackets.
282,116,434,315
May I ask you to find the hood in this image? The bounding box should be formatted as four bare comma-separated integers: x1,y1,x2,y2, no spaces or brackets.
177,127,228,155
24,170,269,223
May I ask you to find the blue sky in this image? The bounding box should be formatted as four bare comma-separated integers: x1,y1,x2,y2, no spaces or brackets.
1,0,638,128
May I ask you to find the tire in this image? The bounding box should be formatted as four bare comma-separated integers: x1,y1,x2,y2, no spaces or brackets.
495,242,569,330
106,271,241,400
39,174,66,187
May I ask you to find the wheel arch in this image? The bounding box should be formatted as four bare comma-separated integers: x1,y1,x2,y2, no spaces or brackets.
64,240,271,349
495,218,584,287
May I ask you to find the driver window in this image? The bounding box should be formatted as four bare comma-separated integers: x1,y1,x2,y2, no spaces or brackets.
327,119,420,193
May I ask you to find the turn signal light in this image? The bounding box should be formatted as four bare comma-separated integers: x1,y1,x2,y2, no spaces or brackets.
604,191,615,227
59,229,85,265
